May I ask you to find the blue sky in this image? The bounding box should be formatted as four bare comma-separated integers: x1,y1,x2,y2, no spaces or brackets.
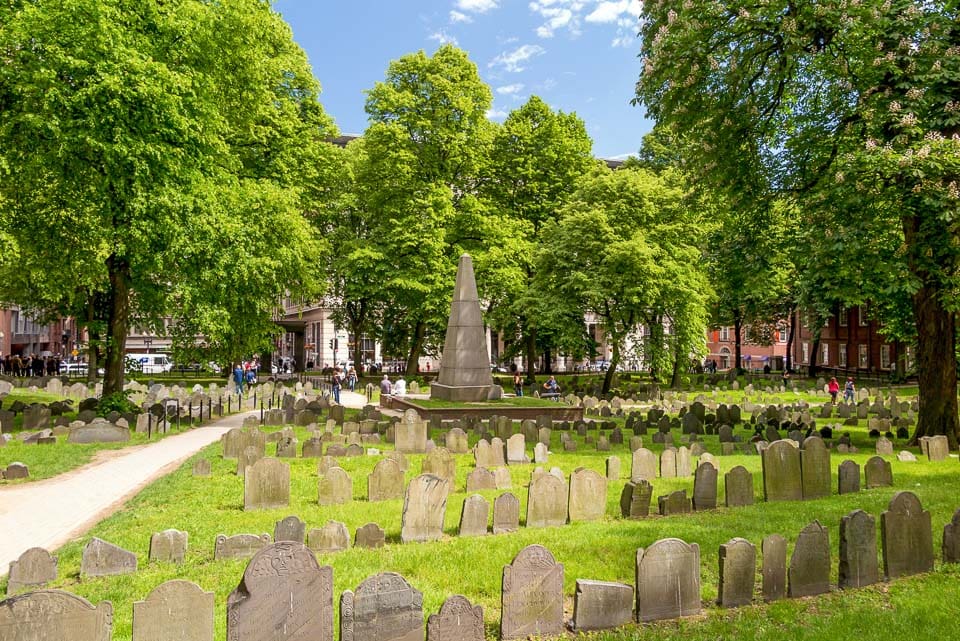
272,0,652,160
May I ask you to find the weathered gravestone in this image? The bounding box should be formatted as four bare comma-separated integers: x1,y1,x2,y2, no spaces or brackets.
658,489,692,515
401,474,451,543
838,509,879,589
788,521,830,597
724,465,754,507
274,515,306,544
762,440,802,502
318,467,353,506
214,533,271,560
444,428,469,454
800,436,831,499
458,494,489,537
925,434,950,461
244,458,290,510
718,538,756,608
465,467,496,492
227,542,334,641
0,590,112,640
192,459,211,476
506,433,528,464
864,456,893,488
426,595,484,641
606,455,621,481
876,436,894,456
6,547,57,595
369,458,405,502
635,538,701,622
2,462,28,479
500,545,564,640
148,529,187,564
308,521,350,555
881,491,934,579
68,423,130,444
80,537,137,577
23,405,51,431
838,460,861,495
620,480,653,519
526,473,567,527
660,448,677,478
572,579,633,632
132,580,214,641
693,462,718,510
355,522,386,549
422,447,456,482
396,416,428,454
568,468,607,522
943,508,960,564
761,534,787,602
493,492,520,534
631,448,657,482
340,572,424,641
236,446,264,477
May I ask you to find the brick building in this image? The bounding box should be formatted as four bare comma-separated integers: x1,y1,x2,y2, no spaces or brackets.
790,305,908,375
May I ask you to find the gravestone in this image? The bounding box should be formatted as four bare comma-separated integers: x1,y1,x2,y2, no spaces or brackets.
724,466,754,507
3,462,28,479
494,467,512,489
489,437,507,466
274,516,307,543
473,440,493,468
788,521,830,597
148,529,187,564
500,545,564,640
23,405,51,431
317,456,339,476
132,580,214,641
396,418,429,454
693,462,718,510
369,458,405,502
0,590,112,640
422,447,456,482
568,468,607,522
620,481,653,519
800,436,831,499
526,473,567,527
864,456,893,488
762,440,802,502
876,436,894,456
276,436,298,458
534,442,548,464
244,458,290,510
658,489,692,515
227,542,333,641
355,523,386,549
897,450,917,462
606,455,621,481
631,448,657,482
493,493,520,534
192,459,211,476
80,537,137,577
660,448,677,478
506,434,528,464
761,534,786,602
838,460,860,495
445,428,469,454
943,508,960,564
340,572,424,641
236,445,263,477
465,467,496,492
635,538,701,622
926,434,950,461
68,423,130,444
308,521,350,554
718,538,756,608
426,595,484,641
387,449,410,472
458,494,489,537
676,446,692,476
572,579,633,632
838,509,879,589
6,547,57,595
214,533,271,560
401,474,451,543
881,491,934,579
318,467,353,505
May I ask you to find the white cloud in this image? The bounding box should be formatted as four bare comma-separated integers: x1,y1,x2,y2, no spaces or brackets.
496,83,525,95
529,1,584,38
449,10,473,23
612,34,635,48
486,107,509,120
489,44,545,72
429,30,459,45
585,0,641,24
456,0,499,13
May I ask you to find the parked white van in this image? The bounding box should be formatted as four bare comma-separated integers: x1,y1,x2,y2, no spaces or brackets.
126,353,173,374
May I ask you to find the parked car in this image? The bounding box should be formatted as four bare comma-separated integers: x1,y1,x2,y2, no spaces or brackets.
58,361,88,375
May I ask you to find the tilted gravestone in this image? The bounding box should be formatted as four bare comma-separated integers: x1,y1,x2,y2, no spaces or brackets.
724,465,754,507
864,456,893,488
308,521,350,555
788,521,830,597
762,440,802,502
881,491,934,579
401,474,451,543
800,436,831,499
473,440,494,468
427,595,484,641
214,533,271,560
925,434,950,461
81,537,137,577
355,523,386,549
318,467,353,506
943,508,960,564
0,590,112,640
631,448,657,482
635,538,701,622
459,494,489,537
340,572,424,641
839,509,879,589
500,545,564,640
761,534,787,602
718,538,756,608
369,458,405,502
526,473,567,527
244,458,290,510
274,515,306,544
572,579,633,632
132,580,214,641
568,468,607,522
493,492,520,534
148,529,187,564
658,489,692,515
606,455,621,481
620,480,653,518
227,542,334,641
693,462,718,510
6,547,57,596
838,460,860,495
465,467,496,492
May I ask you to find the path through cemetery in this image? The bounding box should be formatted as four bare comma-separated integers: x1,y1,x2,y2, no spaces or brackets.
0,391,368,578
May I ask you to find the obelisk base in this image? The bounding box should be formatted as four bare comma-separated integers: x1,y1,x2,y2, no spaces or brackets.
430,382,492,402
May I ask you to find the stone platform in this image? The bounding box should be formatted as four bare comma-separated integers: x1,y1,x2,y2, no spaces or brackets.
382,396,584,422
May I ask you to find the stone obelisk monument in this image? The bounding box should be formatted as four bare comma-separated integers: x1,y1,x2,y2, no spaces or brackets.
431,254,494,402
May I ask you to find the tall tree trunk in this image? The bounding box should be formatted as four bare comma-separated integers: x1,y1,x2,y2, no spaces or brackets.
809,324,822,377
85,295,99,383
733,310,743,372
647,320,664,381
524,325,537,384
103,257,130,395
602,339,620,394
786,309,796,372
910,284,960,447
349,301,366,375
542,345,553,375
405,319,426,377
670,348,682,388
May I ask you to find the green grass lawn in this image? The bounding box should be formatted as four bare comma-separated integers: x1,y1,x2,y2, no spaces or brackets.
405,395,565,409
6,415,959,641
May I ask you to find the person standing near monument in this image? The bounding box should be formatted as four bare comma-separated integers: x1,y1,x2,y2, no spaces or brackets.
513,369,523,397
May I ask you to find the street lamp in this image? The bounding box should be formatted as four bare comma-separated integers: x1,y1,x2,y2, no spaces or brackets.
144,337,153,354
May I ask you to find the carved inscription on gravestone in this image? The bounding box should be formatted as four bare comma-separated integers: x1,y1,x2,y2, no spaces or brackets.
0,590,112,641
500,545,564,640
243,458,290,510
401,474,451,543
788,521,830,597
718,538,756,608
526,473,567,527
635,538,701,622
762,440,802,502
427,595,484,641
133,580,214,641
839,509,879,589
81,537,137,577
881,491,934,579
340,572,424,641
568,468,607,522
6,547,57,595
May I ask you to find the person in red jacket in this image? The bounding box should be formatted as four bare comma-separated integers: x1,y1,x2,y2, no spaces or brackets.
828,376,840,403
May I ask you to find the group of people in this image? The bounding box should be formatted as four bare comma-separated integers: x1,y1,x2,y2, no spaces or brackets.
0,353,62,377
231,361,259,394
511,370,561,399
330,367,360,404
828,376,857,404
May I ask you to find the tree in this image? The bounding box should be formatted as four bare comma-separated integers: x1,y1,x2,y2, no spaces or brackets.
0,0,333,393
636,0,960,444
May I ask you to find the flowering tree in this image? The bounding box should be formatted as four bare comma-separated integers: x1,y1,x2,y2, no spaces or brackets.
635,0,960,445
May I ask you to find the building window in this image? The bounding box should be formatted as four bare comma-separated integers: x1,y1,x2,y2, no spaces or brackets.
778,327,788,343
880,345,891,369
839,344,847,367
719,326,730,342
821,343,829,365
719,347,730,369
858,305,869,326
801,342,809,364
839,307,848,326
858,344,868,368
